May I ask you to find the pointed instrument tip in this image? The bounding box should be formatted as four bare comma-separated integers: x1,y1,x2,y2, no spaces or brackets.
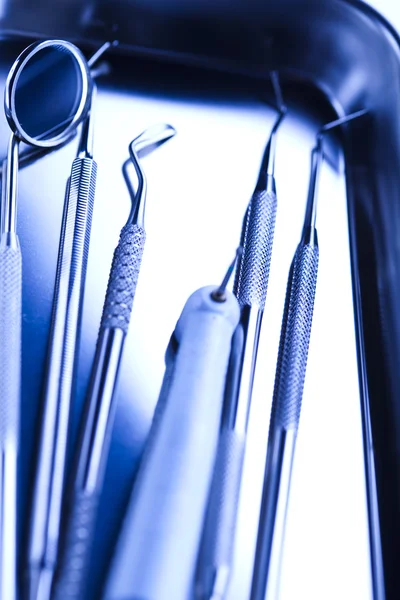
211,247,243,303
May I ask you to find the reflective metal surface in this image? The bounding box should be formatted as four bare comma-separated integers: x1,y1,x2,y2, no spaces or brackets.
0,46,368,600
0,0,397,597
4,40,90,148
0,133,21,600
51,124,176,600
1,39,92,600
194,104,283,600
250,135,321,600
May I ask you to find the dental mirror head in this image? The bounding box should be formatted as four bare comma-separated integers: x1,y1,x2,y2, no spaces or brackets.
5,39,92,148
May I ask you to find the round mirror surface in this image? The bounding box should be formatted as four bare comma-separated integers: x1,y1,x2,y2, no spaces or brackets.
10,42,89,145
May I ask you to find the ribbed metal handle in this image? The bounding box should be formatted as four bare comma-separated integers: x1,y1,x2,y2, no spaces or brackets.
28,157,97,586
234,188,277,309
52,490,100,600
195,428,245,600
101,224,146,333
270,242,319,430
52,224,146,598
0,239,21,443
194,186,277,600
0,237,21,600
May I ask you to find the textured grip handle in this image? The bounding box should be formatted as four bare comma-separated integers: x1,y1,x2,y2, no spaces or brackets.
101,224,146,332
234,188,277,309
52,490,100,600
195,428,245,599
0,239,21,444
28,157,97,579
270,242,319,430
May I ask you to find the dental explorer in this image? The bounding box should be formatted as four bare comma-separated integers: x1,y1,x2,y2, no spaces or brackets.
250,109,368,600
0,39,95,600
195,72,286,600
25,51,108,600
51,124,176,600
104,257,241,600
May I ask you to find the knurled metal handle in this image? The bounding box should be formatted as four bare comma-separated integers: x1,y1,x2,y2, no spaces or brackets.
234,188,277,309
52,490,100,600
195,428,245,599
100,224,146,332
28,156,97,582
270,242,319,430
0,241,21,444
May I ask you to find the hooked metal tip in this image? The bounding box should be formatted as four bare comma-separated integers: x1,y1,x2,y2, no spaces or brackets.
301,107,368,243
301,139,323,244
317,108,368,142
130,124,177,158
314,108,368,170
87,39,119,68
270,71,287,116
123,124,176,227
211,247,243,303
256,72,287,184
257,111,286,184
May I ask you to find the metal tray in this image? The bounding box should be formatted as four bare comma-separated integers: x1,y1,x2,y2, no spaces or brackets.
0,0,399,598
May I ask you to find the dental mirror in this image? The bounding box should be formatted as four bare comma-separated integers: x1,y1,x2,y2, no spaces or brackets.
5,39,91,148
0,39,91,600
2,39,92,235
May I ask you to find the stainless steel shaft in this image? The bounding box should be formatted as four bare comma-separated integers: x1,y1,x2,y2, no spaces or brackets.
250,239,319,600
27,156,97,600
195,176,277,600
52,223,145,600
0,232,21,600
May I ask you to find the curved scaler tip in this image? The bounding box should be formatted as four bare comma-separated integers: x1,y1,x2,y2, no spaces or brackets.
123,123,177,228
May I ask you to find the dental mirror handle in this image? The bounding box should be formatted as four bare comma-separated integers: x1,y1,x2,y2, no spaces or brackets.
251,239,319,600
52,223,146,600
0,234,21,600
27,144,97,600
0,131,21,600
